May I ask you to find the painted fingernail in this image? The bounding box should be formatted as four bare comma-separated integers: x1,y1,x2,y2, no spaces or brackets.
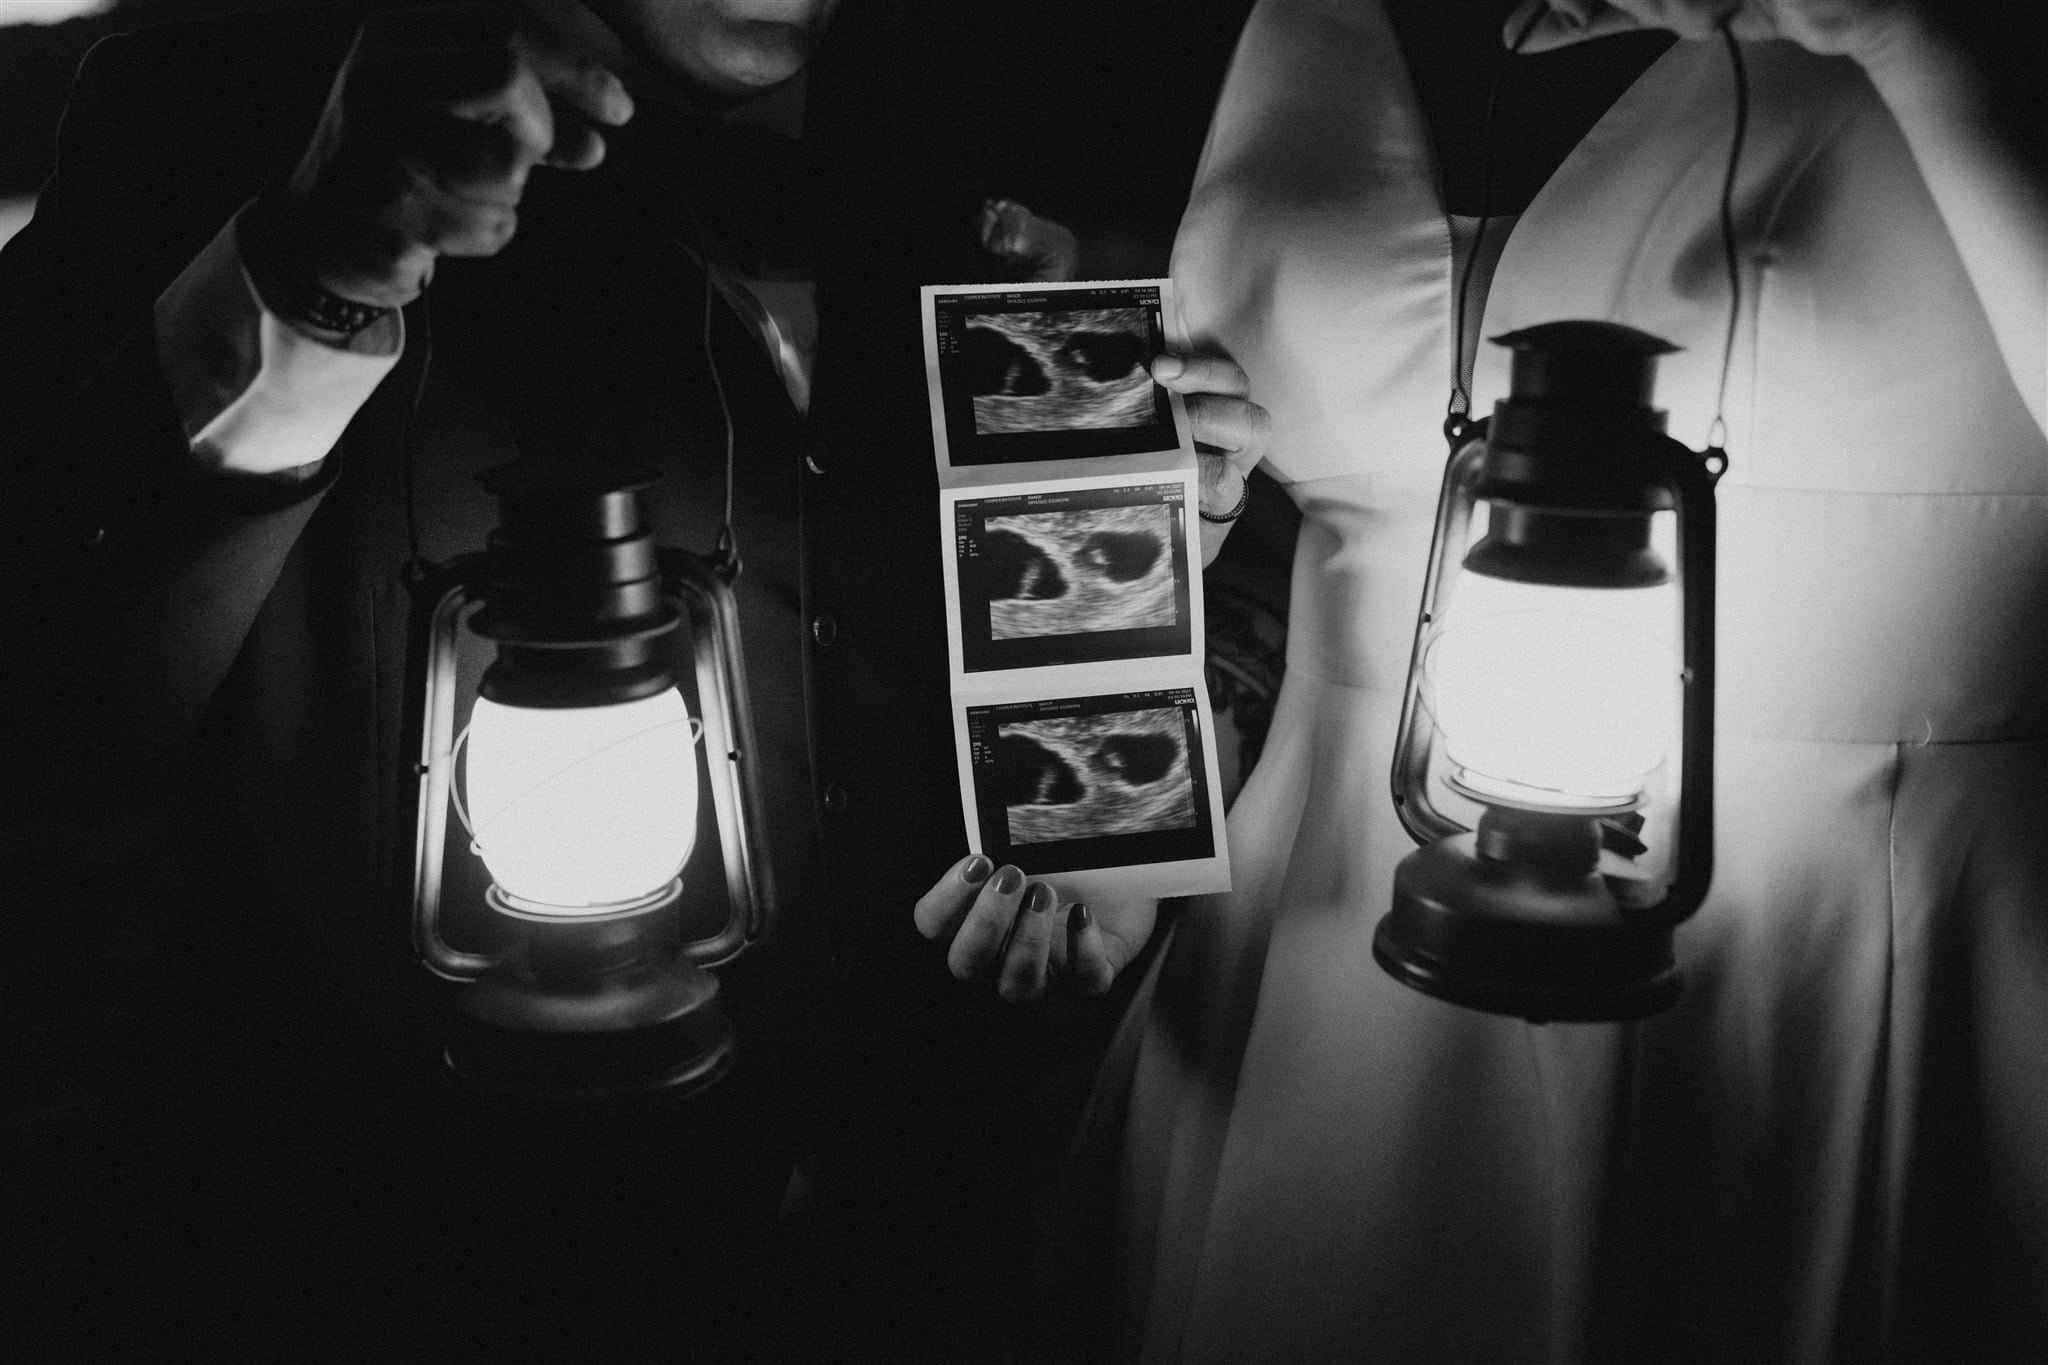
1152,354,1184,381
994,865,1024,895
1026,883,1056,914
1072,903,1093,930
962,855,994,885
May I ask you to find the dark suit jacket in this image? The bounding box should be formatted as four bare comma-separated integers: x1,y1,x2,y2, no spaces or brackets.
1,6,1078,1356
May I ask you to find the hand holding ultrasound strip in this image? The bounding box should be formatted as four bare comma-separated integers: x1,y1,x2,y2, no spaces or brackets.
918,279,1230,997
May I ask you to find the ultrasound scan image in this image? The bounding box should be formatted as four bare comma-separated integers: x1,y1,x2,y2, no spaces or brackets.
985,504,1176,640
997,708,1196,845
965,308,1157,435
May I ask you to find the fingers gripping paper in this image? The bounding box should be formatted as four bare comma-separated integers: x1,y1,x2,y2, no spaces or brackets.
923,280,1231,902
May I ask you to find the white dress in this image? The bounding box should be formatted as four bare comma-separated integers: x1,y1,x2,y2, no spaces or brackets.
1057,3,2048,1360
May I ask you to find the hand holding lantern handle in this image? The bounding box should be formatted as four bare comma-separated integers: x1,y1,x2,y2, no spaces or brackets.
257,1,634,319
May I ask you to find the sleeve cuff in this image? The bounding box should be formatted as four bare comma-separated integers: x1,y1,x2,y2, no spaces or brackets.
153,201,403,479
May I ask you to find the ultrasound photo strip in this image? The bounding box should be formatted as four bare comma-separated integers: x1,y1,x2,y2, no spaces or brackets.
939,480,1227,896
997,707,1198,847
923,280,1197,479
957,688,1228,898
989,504,1173,638
924,280,1228,899
952,478,1195,674
968,307,1159,436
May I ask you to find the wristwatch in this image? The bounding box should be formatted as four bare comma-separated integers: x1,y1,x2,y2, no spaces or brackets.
277,275,391,336
240,193,394,338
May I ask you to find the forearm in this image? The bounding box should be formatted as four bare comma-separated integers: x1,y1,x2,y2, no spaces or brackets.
0,25,376,759
5,319,341,763
157,199,402,479
1857,10,2048,432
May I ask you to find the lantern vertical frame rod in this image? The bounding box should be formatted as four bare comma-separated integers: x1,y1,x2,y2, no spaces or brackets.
410,553,501,981
659,548,776,965
1392,426,1494,844
1650,442,1722,929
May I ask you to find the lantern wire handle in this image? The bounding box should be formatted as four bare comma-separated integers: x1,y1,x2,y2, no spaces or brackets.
450,720,479,848
400,288,436,579
1447,5,1548,428
1706,16,1751,457
395,204,747,586
1448,12,1752,461
683,197,744,583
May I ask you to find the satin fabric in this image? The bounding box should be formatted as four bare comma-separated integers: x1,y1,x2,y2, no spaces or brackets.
1066,3,2048,1360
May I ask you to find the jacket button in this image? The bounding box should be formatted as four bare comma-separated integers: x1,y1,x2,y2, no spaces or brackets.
810,612,838,648
820,784,848,814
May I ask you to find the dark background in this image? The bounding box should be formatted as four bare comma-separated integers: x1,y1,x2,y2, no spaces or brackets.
0,0,1299,793
0,0,1258,265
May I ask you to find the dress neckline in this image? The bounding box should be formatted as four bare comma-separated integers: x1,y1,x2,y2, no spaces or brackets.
1359,0,1683,394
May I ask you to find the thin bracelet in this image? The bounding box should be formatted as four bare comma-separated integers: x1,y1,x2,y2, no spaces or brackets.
1198,474,1251,524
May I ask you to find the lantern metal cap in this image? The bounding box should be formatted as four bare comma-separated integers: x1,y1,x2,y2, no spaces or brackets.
1493,321,1679,410
471,461,683,708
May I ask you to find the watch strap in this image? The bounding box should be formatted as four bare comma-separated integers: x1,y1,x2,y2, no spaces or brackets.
240,194,395,339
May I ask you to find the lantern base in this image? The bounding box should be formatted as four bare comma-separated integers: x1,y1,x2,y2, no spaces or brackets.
1376,833,1681,1023
443,889,735,1103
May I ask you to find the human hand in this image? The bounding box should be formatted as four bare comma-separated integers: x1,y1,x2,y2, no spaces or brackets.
1505,0,1909,63
274,2,635,310
979,198,1081,282
914,855,1158,1001
1150,352,1270,566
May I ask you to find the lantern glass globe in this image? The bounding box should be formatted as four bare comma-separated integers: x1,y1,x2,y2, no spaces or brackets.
1425,572,1678,811
465,688,699,912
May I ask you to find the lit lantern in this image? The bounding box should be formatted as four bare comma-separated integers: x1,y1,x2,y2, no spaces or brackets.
1381,322,1724,1022
401,463,772,1099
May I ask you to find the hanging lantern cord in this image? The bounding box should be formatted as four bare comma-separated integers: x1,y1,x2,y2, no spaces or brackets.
400,288,437,588
676,198,745,587
1706,16,1751,457
1447,13,1751,465
393,159,748,589
1445,5,1548,437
